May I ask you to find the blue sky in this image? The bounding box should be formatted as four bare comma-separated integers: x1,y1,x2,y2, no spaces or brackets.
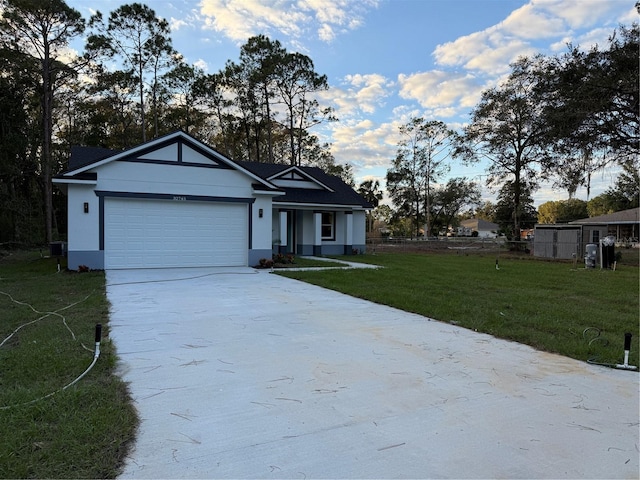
67,0,638,207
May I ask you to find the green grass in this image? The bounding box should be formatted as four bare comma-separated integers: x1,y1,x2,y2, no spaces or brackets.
617,247,640,267
0,249,637,476
279,252,640,367
0,251,138,479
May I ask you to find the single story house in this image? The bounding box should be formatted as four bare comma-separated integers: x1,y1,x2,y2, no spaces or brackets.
533,207,639,260
53,131,371,270
569,207,639,249
459,218,499,238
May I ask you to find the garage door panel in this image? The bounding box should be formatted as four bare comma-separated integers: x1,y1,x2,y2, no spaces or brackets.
105,198,247,269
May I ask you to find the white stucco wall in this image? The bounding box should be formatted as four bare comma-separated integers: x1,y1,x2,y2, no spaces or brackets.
251,195,274,251
94,161,254,198
298,211,315,246
62,154,276,269
353,211,367,245
61,137,369,268
67,184,100,251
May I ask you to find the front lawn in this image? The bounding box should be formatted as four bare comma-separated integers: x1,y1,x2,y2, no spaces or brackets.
1,249,636,477
0,251,138,479
279,252,639,368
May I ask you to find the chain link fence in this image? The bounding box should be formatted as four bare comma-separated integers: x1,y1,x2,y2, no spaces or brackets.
365,235,639,266
366,236,532,255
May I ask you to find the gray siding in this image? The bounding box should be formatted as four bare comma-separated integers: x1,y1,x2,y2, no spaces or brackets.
534,226,581,259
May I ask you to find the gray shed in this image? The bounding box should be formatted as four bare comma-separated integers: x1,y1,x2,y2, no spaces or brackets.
534,207,639,261
533,224,582,259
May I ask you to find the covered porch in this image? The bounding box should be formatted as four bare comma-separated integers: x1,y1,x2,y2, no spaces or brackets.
274,208,366,256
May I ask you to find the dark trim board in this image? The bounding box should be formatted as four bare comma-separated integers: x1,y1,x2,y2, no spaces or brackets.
248,204,253,250
95,190,256,204
118,157,228,169
115,137,234,170
58,131,371,270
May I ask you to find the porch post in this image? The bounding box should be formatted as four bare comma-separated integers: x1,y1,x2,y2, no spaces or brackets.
344,211,353,254
313,211,322,256
279,210,288,254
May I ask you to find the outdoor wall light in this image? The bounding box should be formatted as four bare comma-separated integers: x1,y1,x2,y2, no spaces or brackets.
84,202,89,213
259,208,263,218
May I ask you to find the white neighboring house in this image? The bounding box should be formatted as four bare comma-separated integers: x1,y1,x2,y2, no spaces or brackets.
459,218,499,238
53,131,371,270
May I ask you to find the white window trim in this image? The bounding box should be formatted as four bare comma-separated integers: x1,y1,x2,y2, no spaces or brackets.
321,211,335,240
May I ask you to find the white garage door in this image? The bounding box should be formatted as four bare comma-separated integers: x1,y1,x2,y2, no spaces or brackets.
104,198,247,269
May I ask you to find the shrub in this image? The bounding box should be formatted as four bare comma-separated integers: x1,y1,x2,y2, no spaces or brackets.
272,253,295,265
256,258,275,268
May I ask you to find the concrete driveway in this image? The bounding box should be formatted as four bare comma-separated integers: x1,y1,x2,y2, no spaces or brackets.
106,267,639,479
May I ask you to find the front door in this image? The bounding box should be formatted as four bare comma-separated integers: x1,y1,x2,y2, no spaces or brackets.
286,210,297,254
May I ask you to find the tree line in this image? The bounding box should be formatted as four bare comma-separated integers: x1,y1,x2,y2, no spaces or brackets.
0,0,342,245
0,0,637,247
382,23,638,240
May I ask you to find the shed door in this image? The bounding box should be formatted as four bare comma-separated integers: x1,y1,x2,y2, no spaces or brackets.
104,198,247,269
557,230,579,259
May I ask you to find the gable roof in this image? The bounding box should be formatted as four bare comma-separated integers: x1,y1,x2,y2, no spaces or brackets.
55,131,278,192
61,131,233,175
237,161,372,209
55,131,372,210
570,207,640,225
460,218,499,231
265,165,334,192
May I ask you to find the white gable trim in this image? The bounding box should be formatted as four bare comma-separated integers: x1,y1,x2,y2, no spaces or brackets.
60,131,278,191
267,166,334,192
52,178,97,186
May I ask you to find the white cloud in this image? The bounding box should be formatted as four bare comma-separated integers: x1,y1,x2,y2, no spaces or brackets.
193,59,209,71
572,27,618,50
170,17,189,31
618,5,640,24
329,119,399,171
303,0,348,25
397,71,483,114
434,26,539,76
323,73,393,118
467,41,537,75
433,30,488,68
549,35,574,52
432,0,630,77
549,25,622,54
533,0,621,29
501,3,566,39
198,0,378,44
318,23,335,42
199,0,306,41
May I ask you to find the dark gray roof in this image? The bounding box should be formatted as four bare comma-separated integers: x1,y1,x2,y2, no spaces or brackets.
237,161,372,209
61,141,371,209
69,146,120,170
570,207,640,225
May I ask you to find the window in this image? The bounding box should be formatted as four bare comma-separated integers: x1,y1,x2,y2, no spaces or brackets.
321,212,335,240
592,230,600,243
